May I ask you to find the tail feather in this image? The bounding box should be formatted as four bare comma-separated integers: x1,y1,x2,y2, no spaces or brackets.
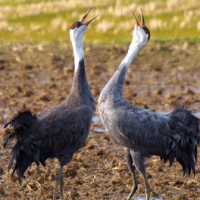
17,150,33,178
8,143,20,172
184,146,195,175
168,151,175,166
165,106,199,176
177,155,188,176
10,149,33,185
3,110,46,184
194,145,197,161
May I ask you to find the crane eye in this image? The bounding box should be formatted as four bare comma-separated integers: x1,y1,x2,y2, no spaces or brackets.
76,22,82,28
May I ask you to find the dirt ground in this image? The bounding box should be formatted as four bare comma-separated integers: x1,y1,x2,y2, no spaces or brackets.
0,41,200,200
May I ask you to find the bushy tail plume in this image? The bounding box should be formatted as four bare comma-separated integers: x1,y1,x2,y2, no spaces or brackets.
3,110,46,184
165,106,200,176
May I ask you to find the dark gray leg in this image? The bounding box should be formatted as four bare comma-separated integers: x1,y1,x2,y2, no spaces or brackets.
124,148,138,200
144,176,150,200
130,151,150,200
60,176,64,200
53,166,64,200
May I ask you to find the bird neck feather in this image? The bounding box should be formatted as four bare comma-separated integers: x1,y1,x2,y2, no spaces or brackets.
72,38,84,73
68,39,94,105
99,42,140,103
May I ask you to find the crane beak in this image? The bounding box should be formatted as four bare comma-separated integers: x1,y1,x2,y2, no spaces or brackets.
132,11,140,29
80,8,98,26
140,8,145,27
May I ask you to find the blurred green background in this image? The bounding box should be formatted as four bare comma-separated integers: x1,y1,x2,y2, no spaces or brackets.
0,0,199,43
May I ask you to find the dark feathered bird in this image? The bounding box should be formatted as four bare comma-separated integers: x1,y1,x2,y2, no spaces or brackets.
98,10,199,200
3,8,97,200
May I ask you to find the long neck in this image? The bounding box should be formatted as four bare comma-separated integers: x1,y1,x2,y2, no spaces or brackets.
69,40,93,99
99,42,140,102
72,41,84,72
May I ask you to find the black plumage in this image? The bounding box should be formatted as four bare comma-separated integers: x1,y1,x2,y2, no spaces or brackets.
3,9,97,200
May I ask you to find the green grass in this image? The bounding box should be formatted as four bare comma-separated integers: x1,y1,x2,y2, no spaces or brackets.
0,0,199,43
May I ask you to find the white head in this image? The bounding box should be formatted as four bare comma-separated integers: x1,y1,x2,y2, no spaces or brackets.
70,8,98,48
131,9,150,50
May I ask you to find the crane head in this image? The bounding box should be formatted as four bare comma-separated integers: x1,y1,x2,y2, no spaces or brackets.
70,8,98,43
132,9,150,49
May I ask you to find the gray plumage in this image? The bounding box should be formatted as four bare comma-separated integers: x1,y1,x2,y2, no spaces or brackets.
3,59,95,190
99,89,199,199
98,12,200,200
3,10,96,200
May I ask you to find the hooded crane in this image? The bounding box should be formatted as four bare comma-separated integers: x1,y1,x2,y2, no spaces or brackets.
3,8,97,200
98,10,199,200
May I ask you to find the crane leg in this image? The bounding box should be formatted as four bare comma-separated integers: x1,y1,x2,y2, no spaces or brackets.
127,169,137,200
53,166,64,200
130,150,150,200
144,176,150,200
60,176,64,200
124,148,138,200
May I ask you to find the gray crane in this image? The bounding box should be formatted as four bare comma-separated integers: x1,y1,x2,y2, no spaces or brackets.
3,8,97,200
98,10,199,200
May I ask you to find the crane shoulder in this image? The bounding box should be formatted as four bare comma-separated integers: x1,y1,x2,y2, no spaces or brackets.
35,104,93,140
110,106,199,154
113,108,170,141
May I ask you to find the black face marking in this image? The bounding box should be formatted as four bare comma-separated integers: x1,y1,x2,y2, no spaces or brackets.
142,26,150,40
71,21,82,29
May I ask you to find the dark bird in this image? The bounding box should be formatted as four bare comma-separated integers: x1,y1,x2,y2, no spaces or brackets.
3,8,97,200
98,10,199,200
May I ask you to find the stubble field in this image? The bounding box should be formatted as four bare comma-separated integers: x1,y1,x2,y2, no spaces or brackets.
0,40,200,199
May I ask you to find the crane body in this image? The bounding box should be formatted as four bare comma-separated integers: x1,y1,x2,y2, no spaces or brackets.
3,8,97,200
98,10,199,200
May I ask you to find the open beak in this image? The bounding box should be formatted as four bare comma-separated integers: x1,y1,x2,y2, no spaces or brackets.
80,8,98,26
140,8,145,27
132,9,146,29
132,11,140,29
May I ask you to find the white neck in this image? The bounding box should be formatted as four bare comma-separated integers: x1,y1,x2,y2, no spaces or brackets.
121,41,141,69
98,41,142,102
71,38,84,72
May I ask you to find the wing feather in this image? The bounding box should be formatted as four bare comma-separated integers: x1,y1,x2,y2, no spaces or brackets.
117,108,194,147
34,104,93,154
113,106,199,175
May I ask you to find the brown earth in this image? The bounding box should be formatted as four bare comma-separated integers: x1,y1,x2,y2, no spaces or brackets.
0,41,200,200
